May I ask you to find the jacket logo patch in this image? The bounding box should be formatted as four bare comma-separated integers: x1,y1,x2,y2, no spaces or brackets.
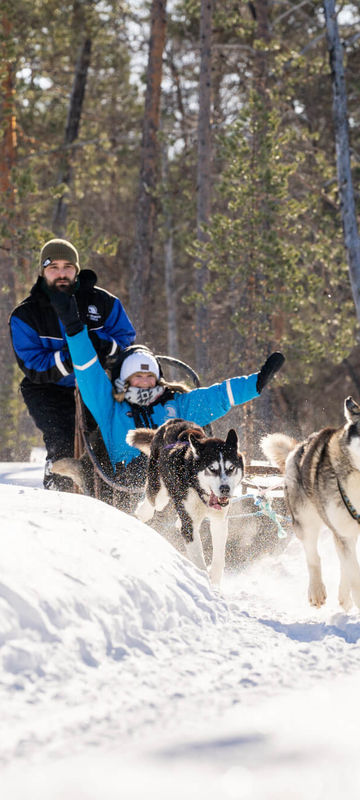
87,304,101,321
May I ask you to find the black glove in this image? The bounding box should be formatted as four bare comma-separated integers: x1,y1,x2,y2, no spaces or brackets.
48,289,83,337
256,352,285,393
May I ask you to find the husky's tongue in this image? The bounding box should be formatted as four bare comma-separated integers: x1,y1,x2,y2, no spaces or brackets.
209,490,229,510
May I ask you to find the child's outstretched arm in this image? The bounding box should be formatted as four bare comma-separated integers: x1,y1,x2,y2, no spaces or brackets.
172,352,285,426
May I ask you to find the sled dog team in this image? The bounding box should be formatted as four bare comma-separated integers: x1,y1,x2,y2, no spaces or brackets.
131,396,360,611
10,239,360,610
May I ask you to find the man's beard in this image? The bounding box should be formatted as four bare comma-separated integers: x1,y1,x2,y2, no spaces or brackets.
50,279,75,294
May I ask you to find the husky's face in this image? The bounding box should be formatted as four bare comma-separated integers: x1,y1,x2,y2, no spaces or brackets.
189,429,244,510
344,396,360,470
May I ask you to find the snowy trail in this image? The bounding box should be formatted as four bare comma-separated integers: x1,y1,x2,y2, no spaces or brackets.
1,473,360,799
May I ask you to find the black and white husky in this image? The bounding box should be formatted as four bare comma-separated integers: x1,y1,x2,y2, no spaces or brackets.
126,419,244,585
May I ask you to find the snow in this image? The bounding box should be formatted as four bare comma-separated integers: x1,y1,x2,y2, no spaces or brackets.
1,463,360,798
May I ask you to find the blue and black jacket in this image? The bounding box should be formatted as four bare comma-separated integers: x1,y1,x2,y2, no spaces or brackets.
9,270,136,388
66,326,260,469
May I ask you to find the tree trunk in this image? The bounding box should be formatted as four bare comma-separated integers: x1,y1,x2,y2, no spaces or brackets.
161,143,179,362
250,0,273,438
0,245,17,460
195,0,212,376
0,17,17,459
52,35,92,235
129,0,167,336
323,0,360,321
167,49,189,150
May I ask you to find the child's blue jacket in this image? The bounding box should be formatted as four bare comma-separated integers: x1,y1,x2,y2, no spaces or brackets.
67,327,260,469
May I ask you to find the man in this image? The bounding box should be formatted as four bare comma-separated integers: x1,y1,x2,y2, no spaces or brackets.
9,238,136,490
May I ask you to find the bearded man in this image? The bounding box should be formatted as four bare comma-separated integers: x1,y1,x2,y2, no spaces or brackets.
9,238,135,490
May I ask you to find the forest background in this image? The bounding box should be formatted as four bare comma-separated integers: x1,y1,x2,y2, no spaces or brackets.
0,0,359,464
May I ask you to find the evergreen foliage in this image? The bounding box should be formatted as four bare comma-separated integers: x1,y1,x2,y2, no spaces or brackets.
1,0,360,457
195,90,356,379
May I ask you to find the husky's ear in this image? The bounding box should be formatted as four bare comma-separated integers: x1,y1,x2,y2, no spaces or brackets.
225,429,238,450
188,433,202,458
344,396,360,423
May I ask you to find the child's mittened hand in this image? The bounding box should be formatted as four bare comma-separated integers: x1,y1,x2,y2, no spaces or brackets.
256,352,285,393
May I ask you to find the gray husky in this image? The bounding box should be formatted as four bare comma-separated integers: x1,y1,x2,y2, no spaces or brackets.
261,396,360,610
126,419,244,585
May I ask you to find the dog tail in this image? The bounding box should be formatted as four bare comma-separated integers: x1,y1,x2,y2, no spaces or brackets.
260,433,297,473
51,457,86,492
126,428,155,456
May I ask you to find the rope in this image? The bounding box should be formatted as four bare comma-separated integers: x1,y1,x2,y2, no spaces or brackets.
253,494,289,538
229,489,290,538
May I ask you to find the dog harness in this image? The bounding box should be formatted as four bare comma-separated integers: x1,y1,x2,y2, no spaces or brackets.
337,479,360,525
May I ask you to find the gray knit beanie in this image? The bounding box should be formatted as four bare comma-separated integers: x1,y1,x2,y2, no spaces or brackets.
40,239,80,274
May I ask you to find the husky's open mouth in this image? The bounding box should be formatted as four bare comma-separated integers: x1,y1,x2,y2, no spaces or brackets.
209,490,230,511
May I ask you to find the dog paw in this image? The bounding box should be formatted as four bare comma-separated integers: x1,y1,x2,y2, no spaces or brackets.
338,583,352,611
135,501,154,523
308,582,327,607
339,593,352,612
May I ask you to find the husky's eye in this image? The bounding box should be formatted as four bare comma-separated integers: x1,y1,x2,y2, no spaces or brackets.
208,465,219,474
226,465,235,474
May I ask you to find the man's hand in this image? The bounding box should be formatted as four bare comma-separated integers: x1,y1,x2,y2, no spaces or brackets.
48,289,83,336
256,352,285,394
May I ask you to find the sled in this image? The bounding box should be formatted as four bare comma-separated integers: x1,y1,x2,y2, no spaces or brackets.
73,354,203,507
73,354,285,534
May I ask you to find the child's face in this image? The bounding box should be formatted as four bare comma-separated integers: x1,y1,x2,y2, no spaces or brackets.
128,372,157,388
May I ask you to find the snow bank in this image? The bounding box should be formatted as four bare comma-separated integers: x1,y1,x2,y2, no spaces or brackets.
2,481,360,799
0,485,227,688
